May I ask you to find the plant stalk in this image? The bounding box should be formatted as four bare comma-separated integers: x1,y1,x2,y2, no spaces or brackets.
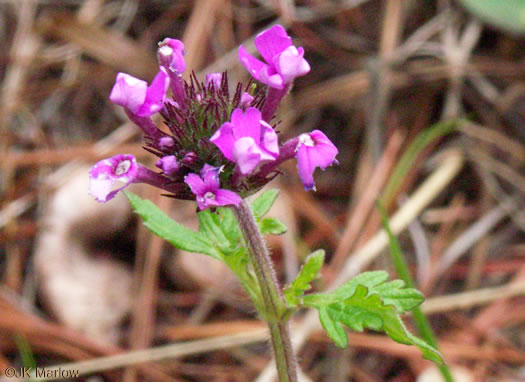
233,200,298,382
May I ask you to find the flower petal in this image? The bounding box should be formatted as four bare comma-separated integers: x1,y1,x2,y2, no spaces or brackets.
258,65,284,89
206,73,222,89
308,130,339,169
201,164,221,189
296,145,316,191
239,25,309,88
155,155,179,175
231,107,262,141
275,46,310,84
158,136,175,149
110,70,169,117
136,69,170,117
210,122,236,161
240,92,254,108
212,109,279,174
295,130,338,191
89,154,138,202
185,165,240,210
109,73,148,114
89,176,115,202
214,189,242,207
254,25,292,64
184,173,207,196
260,121,280,159
232,137,264,175
158,38,186,74
238,45,269,83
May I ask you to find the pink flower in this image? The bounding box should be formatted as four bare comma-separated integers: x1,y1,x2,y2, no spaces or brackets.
89,154,138,202
109,70,169,117
206,73,222,89
240,92,254,108
295,130,338,191
184,165,242,210
238,25,310,89
210,107,279,175
155,155,179,176
89,154,185,202
157,38,186,74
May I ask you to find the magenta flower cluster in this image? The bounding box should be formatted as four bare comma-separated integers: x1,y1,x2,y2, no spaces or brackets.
89,25,338,209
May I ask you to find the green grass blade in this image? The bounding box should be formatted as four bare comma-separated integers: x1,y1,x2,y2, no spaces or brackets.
378,203,454,382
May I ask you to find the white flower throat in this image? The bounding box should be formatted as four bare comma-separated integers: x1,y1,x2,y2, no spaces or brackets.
299,133,315,147
115,160,131,175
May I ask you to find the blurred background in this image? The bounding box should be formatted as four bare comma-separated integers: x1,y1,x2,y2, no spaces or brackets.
1,0,525,381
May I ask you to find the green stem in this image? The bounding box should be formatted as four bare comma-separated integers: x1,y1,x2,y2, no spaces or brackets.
379,203,455,382
233,200,298,382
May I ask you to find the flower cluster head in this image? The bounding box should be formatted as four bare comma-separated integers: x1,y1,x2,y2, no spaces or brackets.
89,25,338,210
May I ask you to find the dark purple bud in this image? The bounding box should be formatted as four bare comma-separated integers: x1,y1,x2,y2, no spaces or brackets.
182,151,199,166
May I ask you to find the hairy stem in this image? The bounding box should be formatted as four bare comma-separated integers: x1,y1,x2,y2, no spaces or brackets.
233,200,298,382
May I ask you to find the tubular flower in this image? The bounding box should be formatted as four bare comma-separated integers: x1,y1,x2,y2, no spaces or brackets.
109,70,170,117
240,92,254,108
295,130,338,191
211,107,279,175
238,25,310,89
89,154,139,202
205,73,222,89
155,155,179,176
157,38,186,74
185,165,242,210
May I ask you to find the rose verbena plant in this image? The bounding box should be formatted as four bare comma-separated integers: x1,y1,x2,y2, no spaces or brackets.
89,25,443,381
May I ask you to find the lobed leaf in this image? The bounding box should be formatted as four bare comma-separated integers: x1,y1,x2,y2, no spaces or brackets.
318,306,348,348
284,250,325,307
303,271,424,313
315,285,443,364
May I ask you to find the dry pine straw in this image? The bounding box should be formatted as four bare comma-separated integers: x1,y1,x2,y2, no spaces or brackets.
1,1,525,381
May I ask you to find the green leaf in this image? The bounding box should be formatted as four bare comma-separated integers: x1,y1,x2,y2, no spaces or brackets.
125,192,220,259
303,271,389,306
197,206,244,250
194,208,259,305
303,272,440,364
259,217,288,236
330,271,389,300
315,285,443,364
250,189,279,218
304,271,424,313
219,206,242,243
284,250,325,307
318,306,348,348
372,280,424,313
198,209,231,249
459,0,525,34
